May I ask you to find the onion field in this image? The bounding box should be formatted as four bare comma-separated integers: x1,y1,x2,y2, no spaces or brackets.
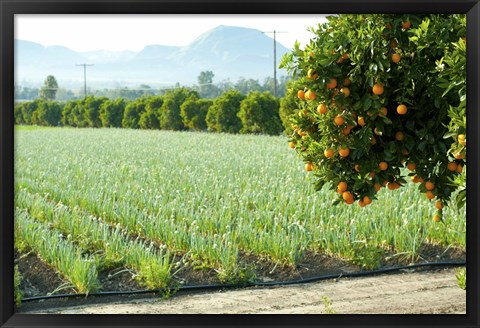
14,126,466,295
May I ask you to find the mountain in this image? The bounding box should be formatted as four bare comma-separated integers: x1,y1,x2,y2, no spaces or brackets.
15,25,291,89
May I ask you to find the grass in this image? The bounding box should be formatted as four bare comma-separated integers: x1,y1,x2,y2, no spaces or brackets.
14,126,466,288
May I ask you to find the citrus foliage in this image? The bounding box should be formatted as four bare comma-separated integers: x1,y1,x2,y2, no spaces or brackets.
280,14,466,217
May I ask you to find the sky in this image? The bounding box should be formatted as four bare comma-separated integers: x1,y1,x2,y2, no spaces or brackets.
15,14,329,52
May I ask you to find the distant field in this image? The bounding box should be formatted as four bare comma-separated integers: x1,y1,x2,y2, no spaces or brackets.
14,126,466,294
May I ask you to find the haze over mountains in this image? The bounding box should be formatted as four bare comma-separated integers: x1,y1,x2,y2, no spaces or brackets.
15,25,292,90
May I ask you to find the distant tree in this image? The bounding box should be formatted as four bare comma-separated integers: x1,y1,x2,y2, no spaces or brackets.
39,75,59,101
61,100,78,126
123,98,147,129
197,71,220,99
206,90,244,133
84,96,108,128
160,88,198,130
238,91,282,135
71,102,88,127
14,103,25,124
20,100,42,125
234,78,263,95
31,100,62,126
100,98,126,128
139,96,163,129
180,98,212,131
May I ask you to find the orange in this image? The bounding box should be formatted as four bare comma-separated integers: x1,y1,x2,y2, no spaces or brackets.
342,53,349,60
380,107,388,116
457,134,466,145
379,161,388,171
363,196,372,205
358,116,366,126
305,89,317,100
345,198,355,205
406,162,416,171
288,141,296,149
433,214,442,222
397,104,407,115
425,191,435,200
371,137,377,145
307,68,318,80
374,183,381,192
342,126,352,135
402,20,411,29
334,115,345,126
344,77,351,86
297,90,305,99
453,151,464,159
395,131,404,141
391,53,401,63
447,162,458,171
456,163,463,173
369,171,376,179
425,181,435,191
317,104,328,115
358,200,366,207
305,162,313,171
374,127,381,135
324,148,335,158
338,181,348,192
339,146,350,158
340,87,350,97
372,84,384,95
342,191,354,202
354,164,360,172
435,200,442,210
326,78,337,89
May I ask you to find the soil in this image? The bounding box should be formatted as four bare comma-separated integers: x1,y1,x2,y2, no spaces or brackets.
22,267,466,314
15,245,466,314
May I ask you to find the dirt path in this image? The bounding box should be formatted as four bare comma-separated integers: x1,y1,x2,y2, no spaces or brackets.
28,268,465,314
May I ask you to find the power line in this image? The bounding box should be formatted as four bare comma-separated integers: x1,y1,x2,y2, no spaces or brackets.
75,64,94,98
262,30,287,97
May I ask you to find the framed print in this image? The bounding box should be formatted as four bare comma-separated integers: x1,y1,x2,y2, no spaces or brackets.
1,0,479,327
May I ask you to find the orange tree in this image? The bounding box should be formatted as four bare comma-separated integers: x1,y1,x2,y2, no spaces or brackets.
280,14,466,219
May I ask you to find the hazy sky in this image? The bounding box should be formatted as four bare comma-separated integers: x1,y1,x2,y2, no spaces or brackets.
15,14,329,52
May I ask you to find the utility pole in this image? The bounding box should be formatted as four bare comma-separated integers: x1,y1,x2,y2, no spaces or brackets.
76,64,94,98
262,30,287,97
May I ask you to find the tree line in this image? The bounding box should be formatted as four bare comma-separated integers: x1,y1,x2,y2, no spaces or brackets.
15,87,297,136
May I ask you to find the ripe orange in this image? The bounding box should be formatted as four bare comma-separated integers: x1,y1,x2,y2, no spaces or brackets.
342,191,354,202
354,164,360,172
425,181,435,191
317,103,328,114
395,131,405,141
397,104,407,115
456,163,463,173
326,78,338,89
340,87,350,97
447,162,458,171
358,200,366,207
380,107,388,116
334,115,345,126
406,162,416,171
402,20,411,29
379,161,388,171
289,141,296,149
391,53,401,63
324,148,335,158
339,146,350,158
363,196,372,205
374,183,381,192
307,69,318,80
345,198,355,205
297,90,305,99
305,162,313,171
387,182,397,190
369,171,376,179
338,181,348,192
358,116,366,126
342,126,352,135
435,200,442,210
344,77,351,86
372,84,384,95
342,53,349,60
425,191,435,200
457,134,466,145
433,214,442,222
453,151,464,159
305,89,317,100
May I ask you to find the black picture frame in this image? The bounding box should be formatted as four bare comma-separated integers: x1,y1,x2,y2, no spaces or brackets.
1,0,479,327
